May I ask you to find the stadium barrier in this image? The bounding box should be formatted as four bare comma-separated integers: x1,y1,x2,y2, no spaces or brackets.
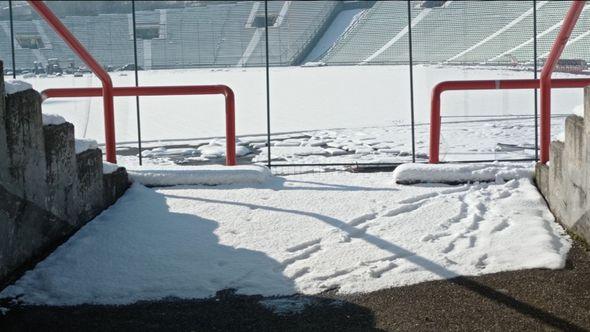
429,78,590,164
29,1,236,165
41,85,237,166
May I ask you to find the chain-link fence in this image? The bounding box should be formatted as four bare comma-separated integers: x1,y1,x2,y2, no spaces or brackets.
1,0,587,168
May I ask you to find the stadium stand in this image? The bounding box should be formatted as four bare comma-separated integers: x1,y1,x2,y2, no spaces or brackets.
2,1,590,71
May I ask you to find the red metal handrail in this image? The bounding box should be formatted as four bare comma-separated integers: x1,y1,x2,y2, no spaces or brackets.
429,78,590,163
540,1,585,164
28,0,117,163
42,85,237,166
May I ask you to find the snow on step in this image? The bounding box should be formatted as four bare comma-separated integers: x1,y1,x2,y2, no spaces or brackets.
126,165,272,186
42,113,66,126
74,138,99,154
0,172,570,305
393,162,534,185
4,80,32,95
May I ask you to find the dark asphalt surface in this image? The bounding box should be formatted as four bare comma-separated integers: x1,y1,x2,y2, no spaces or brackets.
1,241,588,332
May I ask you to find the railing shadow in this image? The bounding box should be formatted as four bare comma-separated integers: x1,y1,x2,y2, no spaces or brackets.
163,191,586,331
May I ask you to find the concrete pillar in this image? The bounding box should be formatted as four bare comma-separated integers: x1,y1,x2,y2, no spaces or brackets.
76,148,104,224
4,89,48,209
103,167,130,208
44,123,78,223
0,60,10,193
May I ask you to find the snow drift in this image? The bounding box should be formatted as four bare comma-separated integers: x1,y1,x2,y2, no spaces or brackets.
126,165,272,186
393,162,534,184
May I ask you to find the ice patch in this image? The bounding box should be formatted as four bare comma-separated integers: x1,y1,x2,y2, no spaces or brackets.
4,80,32,95
393,162,534,184
260,297,313,315
126,165,272,186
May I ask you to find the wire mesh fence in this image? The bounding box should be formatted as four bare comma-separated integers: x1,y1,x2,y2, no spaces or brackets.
1,0,587,168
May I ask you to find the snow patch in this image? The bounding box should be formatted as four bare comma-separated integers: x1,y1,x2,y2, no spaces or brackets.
393,163,534,184
42,113,67,126
126,165,272,186
103,162,121,174
556,104,584,142
301,62,326,67
4,80,32,95
0,172,570,305
75,139,99,154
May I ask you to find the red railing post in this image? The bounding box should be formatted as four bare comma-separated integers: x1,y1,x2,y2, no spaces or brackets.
27,1,117,163
539,1,585,164
429,85,442,164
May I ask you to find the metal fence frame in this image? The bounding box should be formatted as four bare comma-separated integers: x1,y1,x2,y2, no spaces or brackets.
3,0,548,167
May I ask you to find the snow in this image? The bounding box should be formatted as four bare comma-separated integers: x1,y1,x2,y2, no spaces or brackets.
74,138,98,154
4,79,32,95
556,104,584,142
393,162,534,184
31,65,583,146
0,171,570,305
21,65,582,167
42,113,67,126
304,8,365,63
0,307,8,315
126,165,272,186
103,162,120,174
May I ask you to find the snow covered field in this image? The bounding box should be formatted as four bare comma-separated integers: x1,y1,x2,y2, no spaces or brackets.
15,65,585,166
1,168,570,305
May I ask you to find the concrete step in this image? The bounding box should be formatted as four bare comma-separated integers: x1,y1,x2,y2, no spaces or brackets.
76,148,105,224
103,166,130,208
3,89,48,209
44,122,78,223
0,60,130,285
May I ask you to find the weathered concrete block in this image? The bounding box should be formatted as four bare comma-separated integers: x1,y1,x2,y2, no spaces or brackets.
44,123,78,223
564,116,585,174
4,89,47,208
0,60,9,191
534,163,549,199
103,167,130,208
0,183,73,285
76,148,104,224
536,103,590,243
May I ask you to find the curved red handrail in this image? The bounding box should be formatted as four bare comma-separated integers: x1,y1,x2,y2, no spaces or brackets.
42,85,237,166
28,0,116,162
429,78,590,163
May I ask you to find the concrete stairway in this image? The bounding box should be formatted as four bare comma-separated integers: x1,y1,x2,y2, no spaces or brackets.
0,60,129,286
536,87,590,244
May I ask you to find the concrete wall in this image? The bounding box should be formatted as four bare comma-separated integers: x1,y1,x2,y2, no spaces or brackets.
535,87,590,244
0,60,130,286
